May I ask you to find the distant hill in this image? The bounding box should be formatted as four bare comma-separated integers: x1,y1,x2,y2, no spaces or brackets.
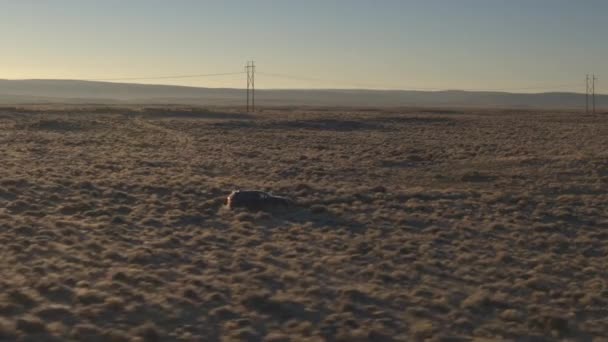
0,79,605,109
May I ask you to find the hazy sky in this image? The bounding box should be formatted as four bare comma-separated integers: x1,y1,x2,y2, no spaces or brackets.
1,0,606,92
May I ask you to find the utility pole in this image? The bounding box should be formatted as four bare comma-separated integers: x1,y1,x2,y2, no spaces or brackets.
245,61,255,112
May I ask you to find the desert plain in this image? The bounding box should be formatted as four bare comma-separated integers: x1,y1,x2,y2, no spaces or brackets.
0,106,607,341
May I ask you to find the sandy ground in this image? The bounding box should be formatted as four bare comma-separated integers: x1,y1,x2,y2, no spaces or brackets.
0,106,607,341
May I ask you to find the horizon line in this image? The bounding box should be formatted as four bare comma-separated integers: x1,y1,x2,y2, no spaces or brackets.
0,78,602,96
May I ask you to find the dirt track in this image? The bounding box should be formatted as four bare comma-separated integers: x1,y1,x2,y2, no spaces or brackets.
1,107,607,341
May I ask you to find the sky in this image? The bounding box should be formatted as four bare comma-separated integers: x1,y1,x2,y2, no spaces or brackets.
0,0,606,93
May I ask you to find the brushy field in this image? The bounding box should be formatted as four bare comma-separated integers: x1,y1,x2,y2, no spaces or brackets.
0,106,607,341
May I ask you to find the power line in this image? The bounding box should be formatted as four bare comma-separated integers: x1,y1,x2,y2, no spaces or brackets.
84,71,245,82
257,72,438,90
8,67,593,94
257,71,583,92
486,83,584,92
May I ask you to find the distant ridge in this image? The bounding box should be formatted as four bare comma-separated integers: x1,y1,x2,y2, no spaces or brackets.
0,79,605,109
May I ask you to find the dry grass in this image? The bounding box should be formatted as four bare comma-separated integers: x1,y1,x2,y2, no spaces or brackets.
1,106,607,340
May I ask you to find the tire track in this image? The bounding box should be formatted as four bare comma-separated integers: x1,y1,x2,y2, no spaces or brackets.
133,116,193,151
132,116,196,173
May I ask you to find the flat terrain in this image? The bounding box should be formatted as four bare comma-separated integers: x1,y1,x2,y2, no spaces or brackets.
1,106,607,341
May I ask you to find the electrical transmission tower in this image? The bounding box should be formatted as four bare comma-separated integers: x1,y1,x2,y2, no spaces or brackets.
593,75,597,114
586,74,598,114
245,61,255,112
